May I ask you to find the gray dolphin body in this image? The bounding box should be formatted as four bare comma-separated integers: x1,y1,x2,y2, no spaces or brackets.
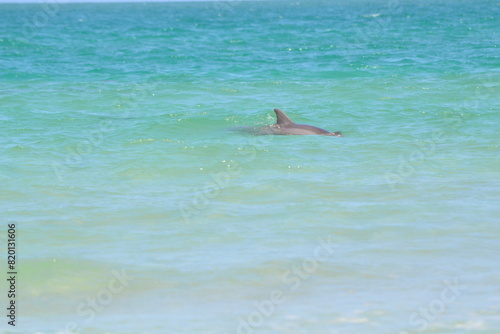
256,108,342,136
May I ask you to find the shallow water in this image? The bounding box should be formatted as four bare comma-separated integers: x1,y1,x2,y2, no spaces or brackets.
0,1,499,333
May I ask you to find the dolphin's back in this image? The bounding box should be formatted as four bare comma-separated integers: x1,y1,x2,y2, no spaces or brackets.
242,108,342,136
279,123,331,135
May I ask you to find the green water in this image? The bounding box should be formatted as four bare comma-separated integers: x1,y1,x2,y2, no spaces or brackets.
0,1,499,333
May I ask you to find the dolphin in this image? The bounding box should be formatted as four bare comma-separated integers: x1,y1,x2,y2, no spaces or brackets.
254,108,342,136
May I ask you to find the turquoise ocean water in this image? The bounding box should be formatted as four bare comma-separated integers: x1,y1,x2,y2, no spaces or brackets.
0,1,499,333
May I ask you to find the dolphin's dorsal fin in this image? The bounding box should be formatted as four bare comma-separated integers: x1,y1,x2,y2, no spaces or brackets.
274,108,294,125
